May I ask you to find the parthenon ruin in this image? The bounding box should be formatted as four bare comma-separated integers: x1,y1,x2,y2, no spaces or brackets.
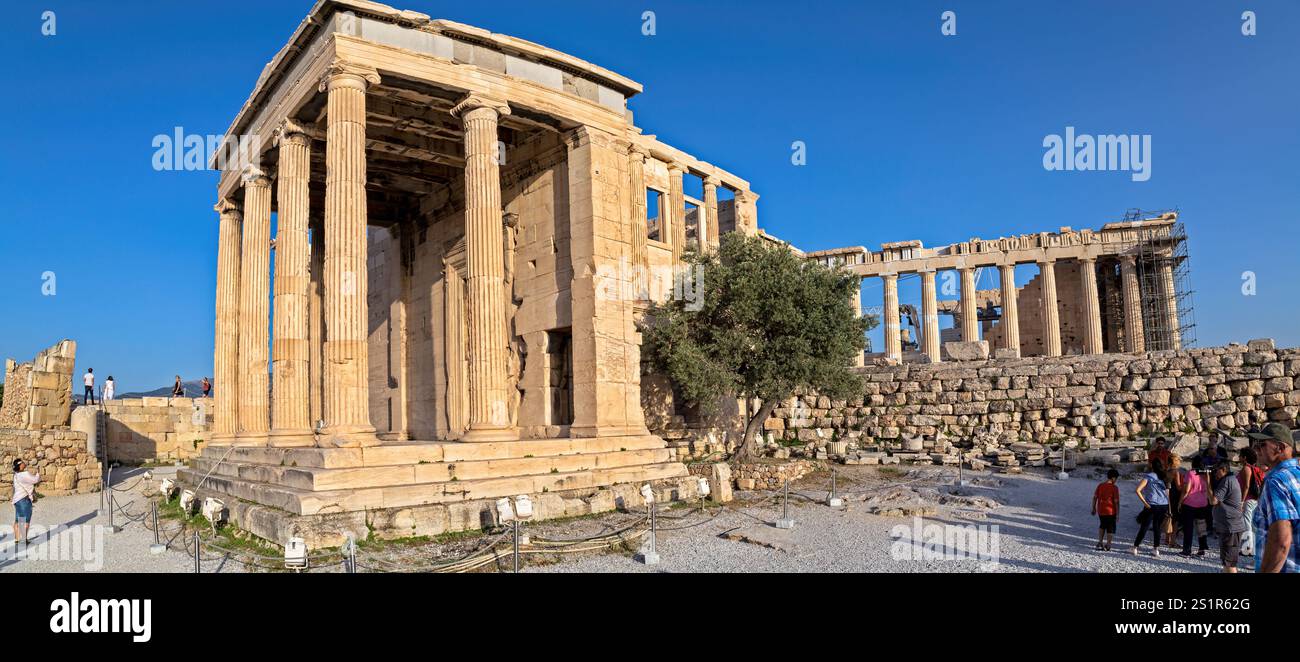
805,211,1194,364
183,0,759,544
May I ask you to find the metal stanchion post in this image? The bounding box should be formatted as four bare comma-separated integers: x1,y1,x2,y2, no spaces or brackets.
512,520,520,573
106,490,120,534
150,503,165,554
193,530,200,573
635,499,660,565
776,479,795,528
829,470,844,508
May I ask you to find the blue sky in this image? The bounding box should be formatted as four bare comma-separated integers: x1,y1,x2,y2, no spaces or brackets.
1,0,1297,393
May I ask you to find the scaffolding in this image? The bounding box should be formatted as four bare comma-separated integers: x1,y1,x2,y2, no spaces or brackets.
1126,209,1196,351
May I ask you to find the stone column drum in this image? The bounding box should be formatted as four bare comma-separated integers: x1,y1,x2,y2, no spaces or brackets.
269,119,314,446
211,199,242,442
1080,256,1104,355
236,167,272,443
998,263,1020,357
627,145,649,299
1038,259,1062,357
453,93,515,441
882,273,902,361
667,162,685,262
703,176,720,250
319,61,381,446
959,266,979,342
920,269,941,363
1120,255,1145,352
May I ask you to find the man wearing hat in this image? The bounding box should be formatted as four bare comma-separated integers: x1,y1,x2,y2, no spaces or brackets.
1248,422,1300,573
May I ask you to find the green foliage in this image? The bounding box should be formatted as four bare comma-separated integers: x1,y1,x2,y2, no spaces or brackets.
640,233,876,456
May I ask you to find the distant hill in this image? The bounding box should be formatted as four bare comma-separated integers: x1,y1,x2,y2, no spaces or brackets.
113,379,208,400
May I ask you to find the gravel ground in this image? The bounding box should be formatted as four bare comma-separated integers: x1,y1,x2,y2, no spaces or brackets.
529,465,1243,573
0,465,248,574
0,463,1248,573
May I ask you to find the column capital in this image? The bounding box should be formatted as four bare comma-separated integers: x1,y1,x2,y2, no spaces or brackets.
242,165,272,188
214,198,241,217
503,211,519,229
1079,255,1097,264
703,175,721,188
628,142,650,159
318,60,380,92
273,118,311,147
1119,254,1137,266
1037,257,1056,266
451,93,511,119
666,161,685,174
880,272,899,282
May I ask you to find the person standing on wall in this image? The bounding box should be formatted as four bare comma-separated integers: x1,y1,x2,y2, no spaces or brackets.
172,375,185,398
201,376,211,398
82,368,95,405
103,375,115,402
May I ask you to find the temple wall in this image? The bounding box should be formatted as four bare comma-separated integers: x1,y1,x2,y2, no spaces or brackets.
1,340,77,430
763,340,1298,445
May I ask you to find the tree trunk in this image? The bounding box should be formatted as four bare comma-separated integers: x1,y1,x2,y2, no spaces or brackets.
733,397,779,462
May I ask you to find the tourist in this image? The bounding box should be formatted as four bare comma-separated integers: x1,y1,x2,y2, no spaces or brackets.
1248,423,1300,573
11,459,40,545
1132,459,1170,557
172,375,185,398
1149,437,1173,471
103,375,116,402
83,367,96,405
1237,446,1265,556
201,377,211,398
1208,461,1246,573
1165,455,1184,548
1091,468,1120,551
1179,457,1212,556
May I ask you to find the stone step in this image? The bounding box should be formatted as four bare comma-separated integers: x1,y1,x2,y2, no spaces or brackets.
189,447,675,491
196,435,666,469
179,460,689,515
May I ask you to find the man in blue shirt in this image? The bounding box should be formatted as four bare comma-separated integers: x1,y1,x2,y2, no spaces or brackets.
1248,423,1300,573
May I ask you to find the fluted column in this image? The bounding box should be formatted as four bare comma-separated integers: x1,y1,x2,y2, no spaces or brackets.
1038,259,1062,357
959,266,979,342
703,176,720,250
1119,255,1145,352
1158,257,1182,350
667,162,685,262
453,93,514,441
920,269,941,363
212,199,242,442
319,61,381,446
850,276,864,366
1080,257,1104,355
308,219,324,427
269,120,313,445
882,273,902,362
628,145,649,299
998,263,1020,357
236,167,272,442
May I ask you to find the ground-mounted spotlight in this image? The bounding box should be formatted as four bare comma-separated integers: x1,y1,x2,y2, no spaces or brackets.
284,537,308,570
639,483,655,505
201,497,226,528
159,477,176,499
635,484,660,565
513,495,534,520
696,476,711,498
179,489,196,514
496,497,516,525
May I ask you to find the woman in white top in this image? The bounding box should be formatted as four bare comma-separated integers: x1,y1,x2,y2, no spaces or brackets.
12,458,40,544
103,376,116,401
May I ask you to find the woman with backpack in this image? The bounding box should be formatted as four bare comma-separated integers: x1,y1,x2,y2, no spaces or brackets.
1237,447,1265,556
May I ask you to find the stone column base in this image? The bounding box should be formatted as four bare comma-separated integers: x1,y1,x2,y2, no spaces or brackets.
318,425,381,448
267,429,316,447
460,427,520,442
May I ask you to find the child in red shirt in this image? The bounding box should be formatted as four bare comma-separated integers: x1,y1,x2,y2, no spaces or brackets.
1092,469,1121,551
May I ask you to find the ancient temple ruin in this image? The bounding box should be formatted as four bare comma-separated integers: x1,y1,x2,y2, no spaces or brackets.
806,211,1195,363
184,0,759,544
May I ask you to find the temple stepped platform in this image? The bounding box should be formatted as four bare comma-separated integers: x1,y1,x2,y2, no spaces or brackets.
178,435,697,547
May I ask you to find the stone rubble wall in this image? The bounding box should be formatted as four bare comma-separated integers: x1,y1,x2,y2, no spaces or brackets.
1,339,77,430
730,459,817,491
764,340,1299,445
102,397,215,464
0,427,102,500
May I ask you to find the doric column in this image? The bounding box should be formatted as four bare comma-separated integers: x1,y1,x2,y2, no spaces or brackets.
667,162,686,261
1158,257,1182,350
627,145,649,299
1119,255,1145,352
453,93,514,441
920,269,941,363
850,276,864,367
236,166,272,442
211,199,242,442
269,119,313,446
1038,259,1062,357
1080,256,1104,355
319,61,381,446
703,176,720,250
959,266,979,342
998,263,1021,357
882,273,902,362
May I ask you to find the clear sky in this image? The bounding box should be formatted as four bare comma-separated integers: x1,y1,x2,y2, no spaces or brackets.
1,0,1296,394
